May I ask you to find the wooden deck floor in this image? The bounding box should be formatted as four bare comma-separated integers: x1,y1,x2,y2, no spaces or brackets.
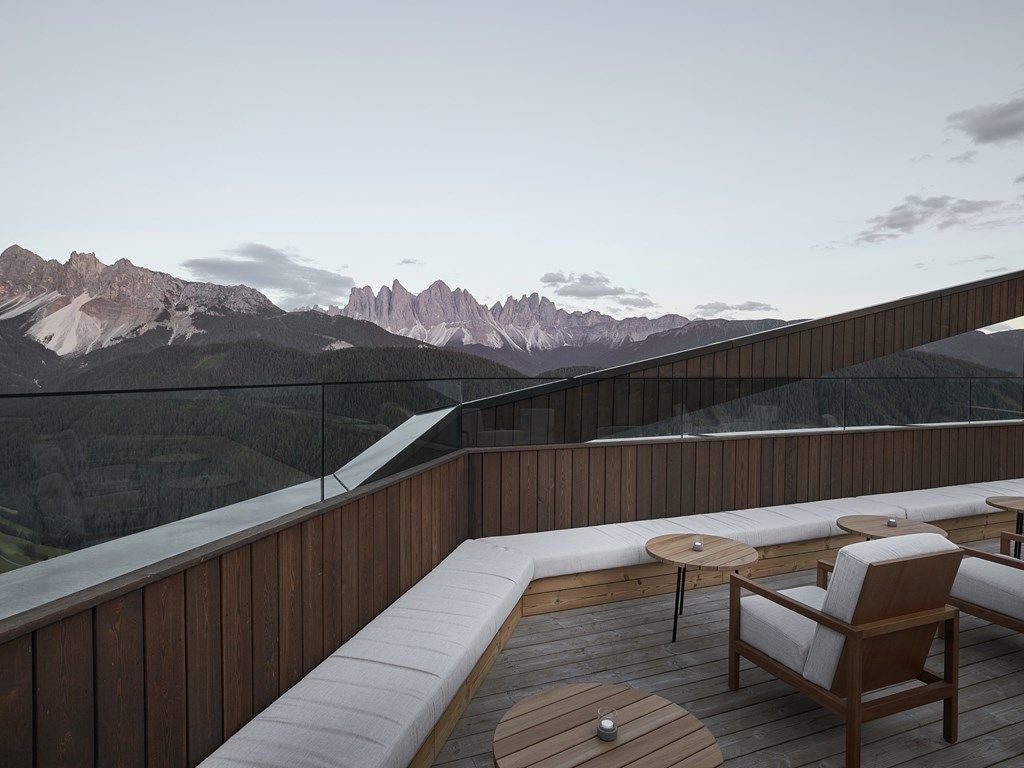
434,539,1024,768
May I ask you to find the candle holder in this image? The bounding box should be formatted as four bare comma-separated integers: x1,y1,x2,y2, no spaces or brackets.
597,708,618,741
886,518,898,528
691,539,704,552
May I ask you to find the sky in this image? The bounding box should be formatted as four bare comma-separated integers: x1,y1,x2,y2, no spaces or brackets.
2,1,1023,321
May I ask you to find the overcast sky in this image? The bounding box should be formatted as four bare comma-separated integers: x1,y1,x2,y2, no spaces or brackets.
3,1,1023,319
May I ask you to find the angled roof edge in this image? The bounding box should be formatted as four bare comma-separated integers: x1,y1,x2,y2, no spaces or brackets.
462,267,1024,410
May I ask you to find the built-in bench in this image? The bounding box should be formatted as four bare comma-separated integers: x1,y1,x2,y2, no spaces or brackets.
200,478,1024,768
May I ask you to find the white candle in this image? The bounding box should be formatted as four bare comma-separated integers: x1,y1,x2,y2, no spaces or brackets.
600,718,614,730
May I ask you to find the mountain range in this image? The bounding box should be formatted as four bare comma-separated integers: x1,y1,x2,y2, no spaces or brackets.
316,281,793,373
9,244,1018,395
0,245,801,388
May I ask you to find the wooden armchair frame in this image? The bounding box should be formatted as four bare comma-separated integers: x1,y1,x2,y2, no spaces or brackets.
730,548,963,768
951,531,1024,634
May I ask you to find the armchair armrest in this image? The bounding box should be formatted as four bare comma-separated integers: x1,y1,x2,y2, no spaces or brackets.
858,606,959,638
816,558,835,588
961,545,1024,571
729,573,856,636
999,531,1024,558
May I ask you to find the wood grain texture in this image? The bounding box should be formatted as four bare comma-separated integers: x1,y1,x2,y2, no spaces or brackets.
35,610,94,768
185,559,222,765
466,422,1024,535
145,574,187,768
94,591,145,767
0,635,33,768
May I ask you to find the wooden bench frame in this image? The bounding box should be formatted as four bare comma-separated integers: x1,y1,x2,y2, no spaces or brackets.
730,550,963,768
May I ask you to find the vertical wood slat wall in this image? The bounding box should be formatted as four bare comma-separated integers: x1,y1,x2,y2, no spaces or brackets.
0,454,467,768
465,275,1024,447
466,423,1024,537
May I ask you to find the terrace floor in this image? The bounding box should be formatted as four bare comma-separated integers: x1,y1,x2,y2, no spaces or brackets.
433,538,1024,768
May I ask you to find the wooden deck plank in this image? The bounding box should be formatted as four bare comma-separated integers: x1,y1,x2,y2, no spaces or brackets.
434,539,1024,768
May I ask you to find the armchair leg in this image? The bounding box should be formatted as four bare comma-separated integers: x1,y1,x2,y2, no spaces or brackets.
728,574,740,691
943,615,959,744
845,719,862,768
728,644,739,691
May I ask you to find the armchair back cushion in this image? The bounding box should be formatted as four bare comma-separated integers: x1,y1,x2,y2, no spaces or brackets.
802,533,961,691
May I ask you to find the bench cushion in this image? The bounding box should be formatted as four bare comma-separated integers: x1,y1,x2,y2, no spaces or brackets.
952,556,1024,623
199,539,532,768
802,533,959,689
859,487,989,523
740,585,826,673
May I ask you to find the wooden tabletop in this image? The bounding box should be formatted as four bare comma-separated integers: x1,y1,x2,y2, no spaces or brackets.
645,534,759,571
986,496,1024,514
836,515,947,539
493,682,723,768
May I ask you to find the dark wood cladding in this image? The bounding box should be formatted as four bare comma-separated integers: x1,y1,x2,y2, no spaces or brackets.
467,423,1024,535
464,273,1024,447
0,453,467,768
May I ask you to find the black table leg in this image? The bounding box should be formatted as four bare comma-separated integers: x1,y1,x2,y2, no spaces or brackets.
671,566,686,643
1016,513,1022,560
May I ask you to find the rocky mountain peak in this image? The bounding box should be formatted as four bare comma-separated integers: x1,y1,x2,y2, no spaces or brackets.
0,244,279,356
340,278,692,354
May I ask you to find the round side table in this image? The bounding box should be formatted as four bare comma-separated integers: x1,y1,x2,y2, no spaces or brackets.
645,534,758,643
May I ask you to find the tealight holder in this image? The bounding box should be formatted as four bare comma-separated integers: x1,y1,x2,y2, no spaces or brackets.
691,539,704,552
886,518,898,528
597,708,618,741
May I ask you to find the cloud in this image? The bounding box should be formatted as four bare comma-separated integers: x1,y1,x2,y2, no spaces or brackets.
953,254,995,264
693,300,779,318
948,150,978,164
539,271,656,309
985,267,1009,274
909,153,933,164
182,242,354,309
397,258,422,265
853,195,1017,244
1015,173,1024,184
947,94,1024,145
540,271,568,285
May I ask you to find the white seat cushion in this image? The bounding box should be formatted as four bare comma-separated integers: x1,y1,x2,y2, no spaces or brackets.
740,585,826,673
952,556,1024,623
860,486,991,523
802,533,960,689
200,539,533,768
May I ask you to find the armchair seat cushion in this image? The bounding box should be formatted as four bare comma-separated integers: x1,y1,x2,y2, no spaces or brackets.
952,556,1024,622
739,585,826,673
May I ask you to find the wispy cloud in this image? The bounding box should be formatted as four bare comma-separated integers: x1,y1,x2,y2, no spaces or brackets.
853,195,1018,244
947,93,1024,145
539,271,656,309
948,150,978,164
397,258,423,265
909,153,933,164
182,242,354,309
985,267,1010,274
693,300,778,318
1015,173,1024,184
953,254,995,264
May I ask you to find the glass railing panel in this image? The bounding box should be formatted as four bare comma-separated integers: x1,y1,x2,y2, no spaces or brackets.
844,377,970,427
678,378,846,435
0,385,320,570
970,378,1024,422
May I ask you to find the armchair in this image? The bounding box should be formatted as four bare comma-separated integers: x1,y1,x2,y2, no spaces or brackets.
729,533,963,768
950,531,1024,633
